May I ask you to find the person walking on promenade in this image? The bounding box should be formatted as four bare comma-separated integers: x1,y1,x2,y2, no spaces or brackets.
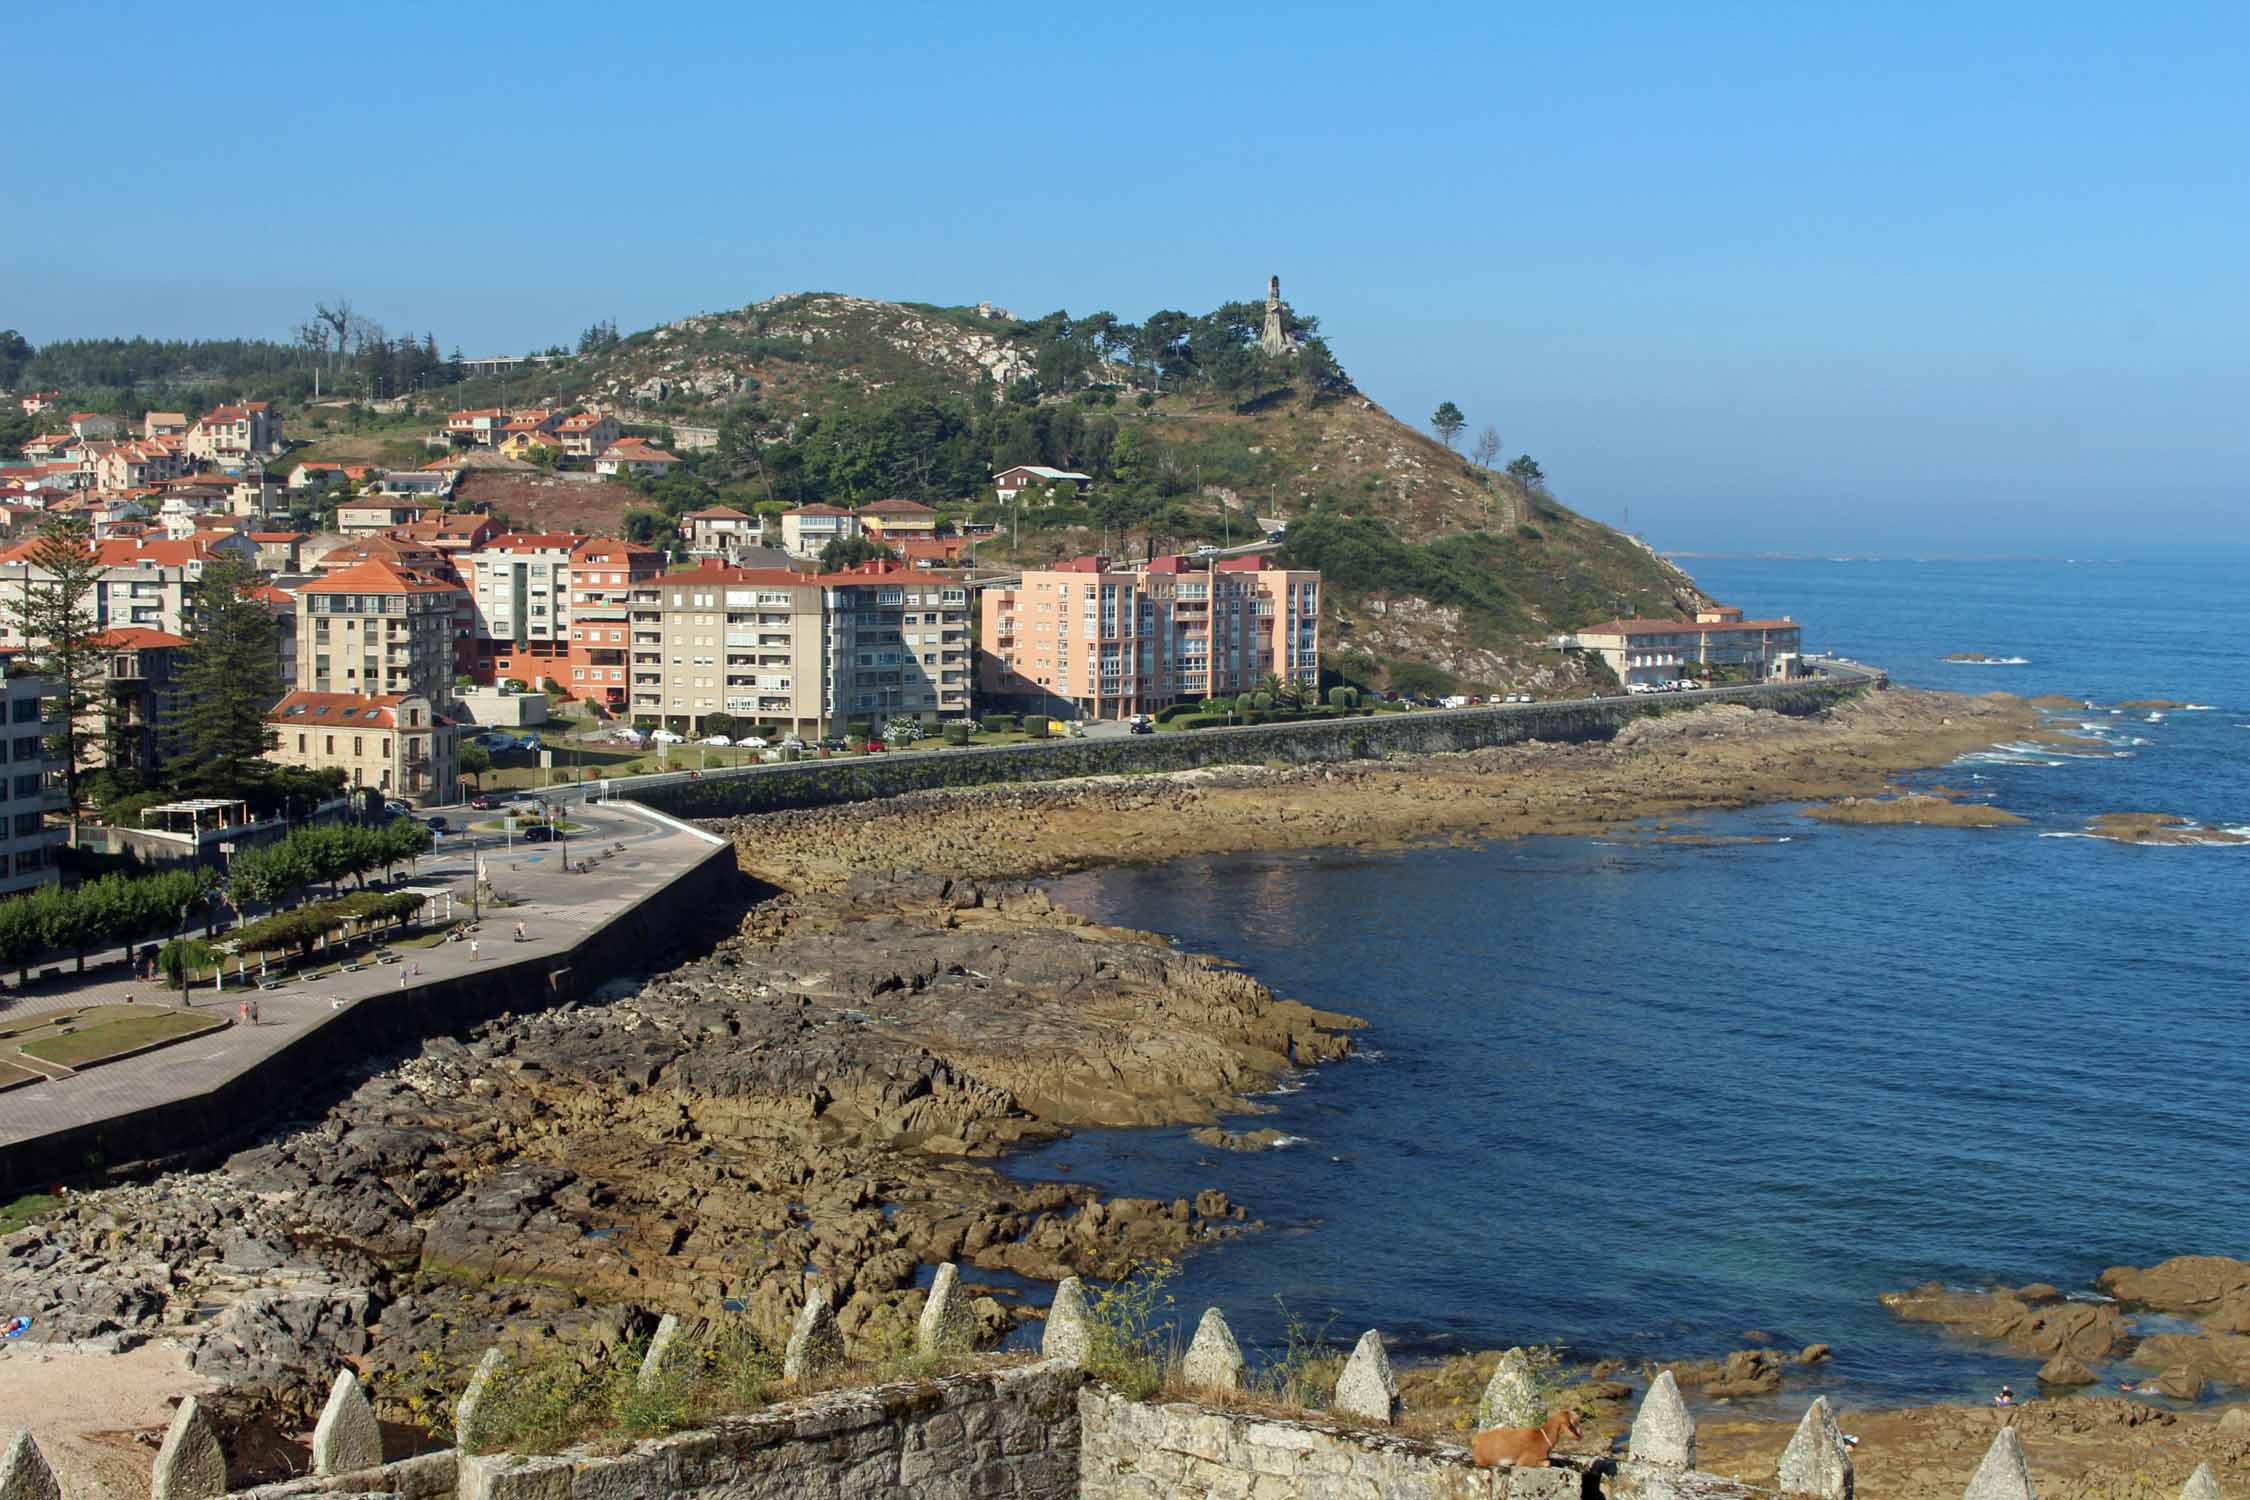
513,922,526,943
249,998,259,1026
470,937,480,962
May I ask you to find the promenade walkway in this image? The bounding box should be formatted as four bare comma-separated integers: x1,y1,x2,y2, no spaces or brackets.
0,800,727,1153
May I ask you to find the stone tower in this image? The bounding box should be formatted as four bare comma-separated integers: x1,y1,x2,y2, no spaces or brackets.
1260,275,1290,356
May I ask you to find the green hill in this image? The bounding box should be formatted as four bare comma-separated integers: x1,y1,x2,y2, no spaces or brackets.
540,290,1705,694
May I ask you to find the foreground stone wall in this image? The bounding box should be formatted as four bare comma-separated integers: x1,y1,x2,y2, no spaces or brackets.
625,678,1871,821
1078,1387,1594,1499
219,1360,1083,1499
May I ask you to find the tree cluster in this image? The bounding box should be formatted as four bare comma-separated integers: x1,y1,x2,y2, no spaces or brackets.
0,866,216,976
227,819,433,912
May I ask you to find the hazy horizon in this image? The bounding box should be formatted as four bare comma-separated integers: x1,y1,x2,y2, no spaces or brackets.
10,2,2245,556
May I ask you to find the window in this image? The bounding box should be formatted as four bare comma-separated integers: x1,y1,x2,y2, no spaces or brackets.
10,698,37,724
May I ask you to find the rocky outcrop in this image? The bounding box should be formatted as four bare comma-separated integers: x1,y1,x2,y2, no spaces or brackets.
0,876,1356,1435
1879,1283,2130,1359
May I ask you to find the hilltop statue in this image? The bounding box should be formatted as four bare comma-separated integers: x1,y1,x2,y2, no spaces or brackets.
1260,275,1296,356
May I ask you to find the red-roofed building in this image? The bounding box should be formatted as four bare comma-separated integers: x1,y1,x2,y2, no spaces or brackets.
16,392,60,416
853,497,939,543
184,401,282,467
678,504,764,556
594,438,682,478
0,534,241,646
555,411,621,459
445,408,508,446
392,512,502,553
296,560,465,702
779,502,860,559
1557,606,1805,688
266,691,457,805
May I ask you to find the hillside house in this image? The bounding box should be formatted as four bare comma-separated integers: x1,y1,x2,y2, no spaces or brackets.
556,412,621,459
679,505,765,556
68,412,119,440
142,411,188,438
855,497,939,543
594,438,683,478
779,503,860,559
992,464,1091,505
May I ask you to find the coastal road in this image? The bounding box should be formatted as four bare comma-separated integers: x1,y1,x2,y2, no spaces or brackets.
0,800,723,1153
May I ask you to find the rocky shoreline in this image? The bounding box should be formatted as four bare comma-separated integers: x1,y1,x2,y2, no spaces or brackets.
8,683,2182,1497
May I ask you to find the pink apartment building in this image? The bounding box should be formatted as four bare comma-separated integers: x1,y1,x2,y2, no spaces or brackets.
978,553,1320,720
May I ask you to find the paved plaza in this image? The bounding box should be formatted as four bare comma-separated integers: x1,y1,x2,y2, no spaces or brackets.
0,800,727,1152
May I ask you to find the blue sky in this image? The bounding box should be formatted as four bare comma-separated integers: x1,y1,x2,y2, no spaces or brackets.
9,2,2245,554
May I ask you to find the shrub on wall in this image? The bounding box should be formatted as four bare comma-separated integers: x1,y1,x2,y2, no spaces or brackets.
941,720,973,746
980,714,1019,734
1022,717,1051,739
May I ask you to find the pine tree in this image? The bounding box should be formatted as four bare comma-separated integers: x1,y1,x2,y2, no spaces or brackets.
6,517,103,817
174,553,280,795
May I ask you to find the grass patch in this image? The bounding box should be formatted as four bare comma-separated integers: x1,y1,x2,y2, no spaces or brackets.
0,1193,65,1233
19,1009,224,1067
1084,1259,1180,1401
0,1060,35,1089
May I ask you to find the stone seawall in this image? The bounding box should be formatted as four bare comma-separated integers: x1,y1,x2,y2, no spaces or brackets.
221,1361,1084,1499
1078,1387,1593,1499
0,831,748,1198
625,679,1871,822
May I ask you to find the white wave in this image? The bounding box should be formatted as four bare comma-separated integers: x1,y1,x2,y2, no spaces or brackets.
2182,705,2218,711
1351,1048,1387,1062
1955,751,2070,767
1266,1134,1310,1149
1943,655,2031,665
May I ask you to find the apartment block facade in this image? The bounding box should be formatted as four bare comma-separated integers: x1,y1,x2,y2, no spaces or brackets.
979,553,1321,719
0,668,64,895
584,562,970,734
296,561,463,702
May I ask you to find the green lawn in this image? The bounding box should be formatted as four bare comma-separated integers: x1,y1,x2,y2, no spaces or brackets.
18,1009,225,1068
0,1193,64,1233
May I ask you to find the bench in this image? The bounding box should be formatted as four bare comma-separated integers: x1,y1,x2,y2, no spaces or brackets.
375,954,401,966
339,962,364,973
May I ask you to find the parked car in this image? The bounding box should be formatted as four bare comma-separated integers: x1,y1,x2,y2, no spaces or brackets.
650,729,684,744
520,825,556,843
1504,692,1532,704
863,739,887,753
701,735,732,746
469,794,501,811
818,736,848,751
425,816,448,833
738,736,769,749
778,737,805,751
382,800,411,818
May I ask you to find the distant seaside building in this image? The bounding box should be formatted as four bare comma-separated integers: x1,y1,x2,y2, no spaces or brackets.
1556,605,1804,688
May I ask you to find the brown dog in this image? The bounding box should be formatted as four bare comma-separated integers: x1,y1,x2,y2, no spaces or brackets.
1471,1409,1583,1469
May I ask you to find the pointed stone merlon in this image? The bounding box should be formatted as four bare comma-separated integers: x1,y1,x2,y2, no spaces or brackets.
454,1347,504,1454
1180,1307,1246,1394
918,1263,973,1358
150,1395,227,1500
310,1368,382,1477
784,1285,845,1381
637,1313,684,1388
1332,1329,1399,1423
1778,1396,1853,1500
1629,1370,1696,1469
2180,1465,2221,1500
1041,1276,1093,1367
1478,1346,1544,1430
0,1429,62,1500
1964,1426,2035,1500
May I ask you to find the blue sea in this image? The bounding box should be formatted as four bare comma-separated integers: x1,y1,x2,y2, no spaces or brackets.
1004,555,2250,1409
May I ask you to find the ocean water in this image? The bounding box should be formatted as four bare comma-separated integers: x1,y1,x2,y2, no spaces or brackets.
1005,555,2250,1408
